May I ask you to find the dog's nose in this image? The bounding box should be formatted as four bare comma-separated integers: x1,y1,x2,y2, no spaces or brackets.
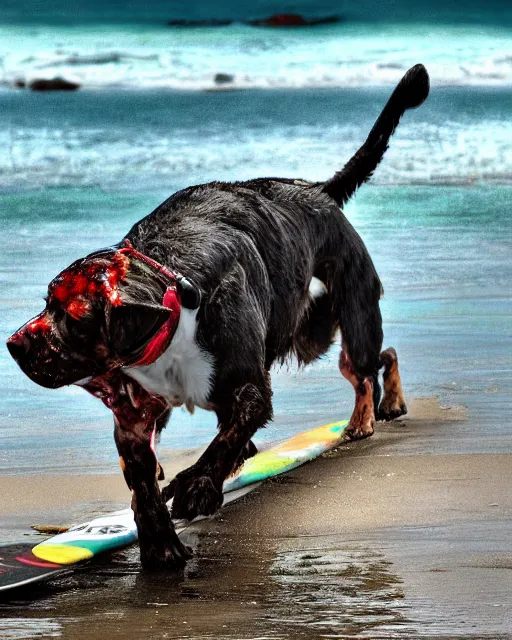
6,334,29,361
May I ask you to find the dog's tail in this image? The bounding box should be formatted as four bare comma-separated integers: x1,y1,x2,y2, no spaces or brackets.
322,64,429,206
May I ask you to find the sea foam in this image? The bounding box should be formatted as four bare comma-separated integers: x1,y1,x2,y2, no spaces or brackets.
0,23,511,91
1,108,511,189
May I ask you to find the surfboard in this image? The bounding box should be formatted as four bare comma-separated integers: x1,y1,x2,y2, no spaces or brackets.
0,419,348,593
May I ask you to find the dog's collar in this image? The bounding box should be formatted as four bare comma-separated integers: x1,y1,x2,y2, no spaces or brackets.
119,240,202,311
118,240,177,284
117,241,201,369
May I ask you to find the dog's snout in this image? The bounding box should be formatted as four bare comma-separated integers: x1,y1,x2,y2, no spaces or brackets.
6,333,29,362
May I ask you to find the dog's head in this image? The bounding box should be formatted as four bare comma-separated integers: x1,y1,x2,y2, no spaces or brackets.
6,244,198,389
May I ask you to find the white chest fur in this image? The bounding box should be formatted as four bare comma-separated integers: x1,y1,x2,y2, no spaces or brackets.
123,308,214,410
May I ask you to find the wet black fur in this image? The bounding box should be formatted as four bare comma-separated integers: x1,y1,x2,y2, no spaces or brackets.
128,177,382,380
130,64,430,524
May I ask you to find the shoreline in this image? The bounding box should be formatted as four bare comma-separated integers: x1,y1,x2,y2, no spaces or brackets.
0,397,465,519
183,409,512,638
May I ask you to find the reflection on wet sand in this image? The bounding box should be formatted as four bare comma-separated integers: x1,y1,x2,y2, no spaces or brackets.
0,530,413,640
266,541,409,638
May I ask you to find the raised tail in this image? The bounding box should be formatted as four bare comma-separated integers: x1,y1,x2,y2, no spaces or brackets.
322,64,430,206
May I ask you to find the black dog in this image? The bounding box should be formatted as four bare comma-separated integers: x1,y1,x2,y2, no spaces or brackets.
7,64,429,569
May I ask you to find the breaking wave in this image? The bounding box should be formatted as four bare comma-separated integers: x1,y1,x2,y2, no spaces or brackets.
1,117,512,190
0,22,511,91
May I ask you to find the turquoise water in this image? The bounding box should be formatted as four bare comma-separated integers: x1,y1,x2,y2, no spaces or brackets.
1,87,512,191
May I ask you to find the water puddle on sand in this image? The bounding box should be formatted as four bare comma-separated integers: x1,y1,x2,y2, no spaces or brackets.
265,541,410,638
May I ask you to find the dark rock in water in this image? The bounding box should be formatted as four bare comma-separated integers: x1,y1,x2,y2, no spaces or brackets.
248,14,342,27
28,78,80,91
167,14,341,28
168,18,232,27
14,79,26,88
214,73,234,85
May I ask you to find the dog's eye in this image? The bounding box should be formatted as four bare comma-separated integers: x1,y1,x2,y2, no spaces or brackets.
64,313,95,341
61,313,99,353
64,305,97,334
64,314,83,336
67,297,92,321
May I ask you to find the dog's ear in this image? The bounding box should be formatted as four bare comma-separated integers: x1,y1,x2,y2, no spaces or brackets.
107,302,171,358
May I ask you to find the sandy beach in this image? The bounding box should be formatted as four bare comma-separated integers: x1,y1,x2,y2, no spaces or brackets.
2,397,512,639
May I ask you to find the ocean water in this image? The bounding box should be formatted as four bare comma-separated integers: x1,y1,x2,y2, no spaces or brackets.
1,86,512,192
0,0,510,91
0,1,511,475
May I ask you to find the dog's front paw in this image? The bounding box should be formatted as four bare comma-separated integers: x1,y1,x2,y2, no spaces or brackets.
139,531,193,571
134,499,193,570
171,470,223,521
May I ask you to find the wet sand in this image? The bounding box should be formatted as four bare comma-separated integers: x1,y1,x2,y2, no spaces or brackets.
0,450,201,520
2,398,512,639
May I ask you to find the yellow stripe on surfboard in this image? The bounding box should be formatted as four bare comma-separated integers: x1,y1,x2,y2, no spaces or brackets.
32,544,94,564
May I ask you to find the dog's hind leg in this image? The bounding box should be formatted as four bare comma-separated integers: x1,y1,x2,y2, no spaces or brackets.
333,260,384,440
377,347,407,421
339,349,377,440
168,373,273,521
